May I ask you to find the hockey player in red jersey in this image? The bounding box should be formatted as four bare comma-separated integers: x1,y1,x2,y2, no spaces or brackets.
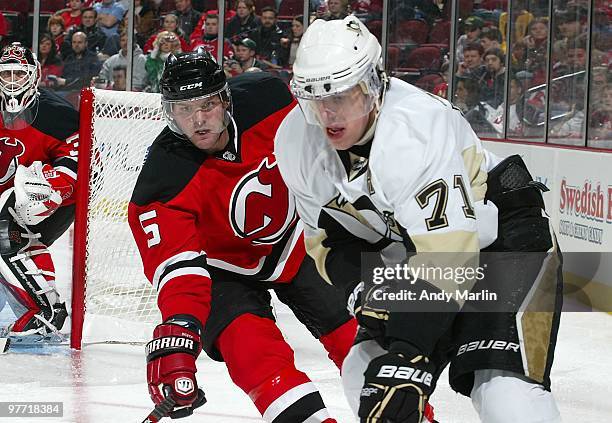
0,43,78,340
127,48,357,421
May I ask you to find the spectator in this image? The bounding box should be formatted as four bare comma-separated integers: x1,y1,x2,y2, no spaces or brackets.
321,0,350,21
173,0,201,39
60,0,84,32
226,0,261,40
111,65,127,90
280,15,304,67
456,16,484,63
38,33,64,89
94,0,127,38
480,27,502,53
485,76,526,136
190,13,234,60
250,6,286,68
143,13,190,54
47,15,67,55
523,17,548,51
454,77,499,136
506,77,526,135
58,31,102,89
62,8,107,57
590,83,612,142
522,17,549,85
565,35,588,70
98,30,148,91
590,65,609,110
233,37,267,71
499,0,533,52
456,42,487,81
134,0,158,47
454,77,480,112
555,7,585,42
189,6,237,45
481,47,505,108
145,31,182,93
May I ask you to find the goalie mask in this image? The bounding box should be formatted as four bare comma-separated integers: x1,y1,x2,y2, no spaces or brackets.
160,47,232,141
0,43,41,130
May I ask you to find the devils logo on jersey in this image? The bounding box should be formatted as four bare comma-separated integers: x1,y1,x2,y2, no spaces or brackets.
230,158,297,244
0,137,25,184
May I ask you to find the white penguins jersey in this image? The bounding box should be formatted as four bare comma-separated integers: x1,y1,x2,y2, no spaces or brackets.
275,77,503,284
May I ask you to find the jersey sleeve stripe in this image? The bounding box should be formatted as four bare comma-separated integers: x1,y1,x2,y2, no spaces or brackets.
153,250,206,290
158,266,211,293
54,165,77,181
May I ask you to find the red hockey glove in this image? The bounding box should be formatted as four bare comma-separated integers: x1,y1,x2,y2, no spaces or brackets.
146,316,207,419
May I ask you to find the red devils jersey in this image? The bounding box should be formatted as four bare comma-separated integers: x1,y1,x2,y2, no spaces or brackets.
128,72,302,328
0,89,79,201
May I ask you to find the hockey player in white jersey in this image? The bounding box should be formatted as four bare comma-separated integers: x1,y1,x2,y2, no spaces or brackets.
275,17,563,423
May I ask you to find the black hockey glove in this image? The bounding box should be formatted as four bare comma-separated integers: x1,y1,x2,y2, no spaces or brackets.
146,315,207,419
359,341,436,423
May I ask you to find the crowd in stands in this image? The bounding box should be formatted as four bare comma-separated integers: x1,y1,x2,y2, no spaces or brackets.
0,0,609,144
381,0,610,144
0,0,365,98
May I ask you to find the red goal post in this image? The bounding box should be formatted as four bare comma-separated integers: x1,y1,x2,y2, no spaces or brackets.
71,88,166,349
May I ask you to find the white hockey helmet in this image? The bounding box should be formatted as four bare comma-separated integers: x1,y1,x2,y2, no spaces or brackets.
290,16,385,126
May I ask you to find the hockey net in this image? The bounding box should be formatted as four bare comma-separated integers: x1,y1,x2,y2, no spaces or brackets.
71,88,166,349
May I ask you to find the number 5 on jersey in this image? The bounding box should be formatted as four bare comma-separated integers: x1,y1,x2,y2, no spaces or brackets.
139,210,161,247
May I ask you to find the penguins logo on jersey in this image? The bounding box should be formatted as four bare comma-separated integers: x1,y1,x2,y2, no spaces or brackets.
229,157,297,244
324,195,403,241
0,137,25,185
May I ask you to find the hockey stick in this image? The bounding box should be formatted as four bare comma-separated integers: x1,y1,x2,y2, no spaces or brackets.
142,387,176,423
142,387,207,422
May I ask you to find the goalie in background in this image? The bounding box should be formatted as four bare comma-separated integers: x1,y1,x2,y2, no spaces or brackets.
0,43,79,340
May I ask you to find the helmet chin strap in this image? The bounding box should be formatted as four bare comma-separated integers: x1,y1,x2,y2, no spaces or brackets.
354,71,389,146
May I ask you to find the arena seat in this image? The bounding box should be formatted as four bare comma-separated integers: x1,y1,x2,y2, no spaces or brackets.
278,0,304,17
428,20,450,45
404,45,442,71
395,19,429,45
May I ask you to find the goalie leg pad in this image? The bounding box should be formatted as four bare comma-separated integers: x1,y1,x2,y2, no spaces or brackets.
0,191,65,335
216,313,335,422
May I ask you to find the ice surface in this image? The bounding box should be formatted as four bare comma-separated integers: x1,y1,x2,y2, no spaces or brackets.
0,232,610,422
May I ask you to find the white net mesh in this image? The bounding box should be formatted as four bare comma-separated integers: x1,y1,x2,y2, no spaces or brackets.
81,89,166,345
